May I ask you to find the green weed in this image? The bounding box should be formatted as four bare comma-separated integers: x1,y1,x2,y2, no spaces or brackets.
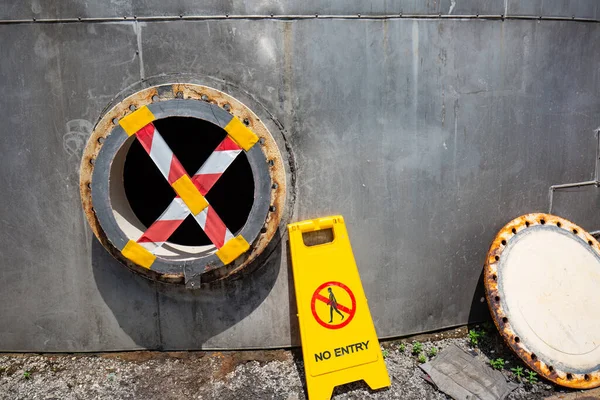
526,370,538,384
511,366,524,381
489,358,505,370
469,329,482,346
412,342,423,355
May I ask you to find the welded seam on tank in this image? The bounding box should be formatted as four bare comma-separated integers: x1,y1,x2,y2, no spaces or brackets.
134,20,145,80
0,14,599,24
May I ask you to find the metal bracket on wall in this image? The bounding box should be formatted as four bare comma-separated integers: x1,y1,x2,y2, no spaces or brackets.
548,128,600,236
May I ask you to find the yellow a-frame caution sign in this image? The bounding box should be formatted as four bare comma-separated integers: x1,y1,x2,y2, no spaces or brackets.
288,216,390,399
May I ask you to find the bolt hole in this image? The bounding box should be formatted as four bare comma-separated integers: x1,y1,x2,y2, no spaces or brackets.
531,353,537,361
502,317,508,323
585,374,590,381
548,366,554,372
176,91,183,99
501,240,506,246
112,118,119,125
269,205,276,212
223,103,231,111
514,336,520,343
90,159,95,165
494,296,500,302
566,373,573,380
152,95,159,102
87,183,92,189
588,240,593,245
260,227,267,234
512,228,517,234
525,221,530,227
494,255,499,261
272,183,278,190
268,159,275,166
243,118,250,126
259,137,266,145
557,222,561,227
573,229,578,234
201,94,209,101
129,105,136,111
540,219,545,224
98,137,105,144
492,274,497,281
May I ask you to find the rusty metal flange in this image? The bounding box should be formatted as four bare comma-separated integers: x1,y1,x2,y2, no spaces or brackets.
80,83,287,286
485,213,600,389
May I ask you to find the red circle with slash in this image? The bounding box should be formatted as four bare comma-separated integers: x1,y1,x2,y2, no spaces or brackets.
311,281,357,330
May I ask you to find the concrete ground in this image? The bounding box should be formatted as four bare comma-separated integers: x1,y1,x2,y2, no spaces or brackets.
0,325,595,400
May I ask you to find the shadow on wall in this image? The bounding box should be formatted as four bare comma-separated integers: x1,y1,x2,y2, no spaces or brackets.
91,233,283,350
468,268,492,325
286,239,300,346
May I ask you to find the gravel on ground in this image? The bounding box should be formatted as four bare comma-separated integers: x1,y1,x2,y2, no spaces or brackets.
0,325,584,400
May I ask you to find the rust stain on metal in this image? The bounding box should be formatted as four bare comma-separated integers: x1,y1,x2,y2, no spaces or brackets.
80,83,288,284
484,213,600,389
171,83,287,281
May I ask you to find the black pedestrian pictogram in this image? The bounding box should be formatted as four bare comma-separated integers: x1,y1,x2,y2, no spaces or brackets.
328,287,345,323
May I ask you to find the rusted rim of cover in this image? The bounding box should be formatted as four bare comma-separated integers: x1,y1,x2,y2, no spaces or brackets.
80,83,287,285
484,213,600,389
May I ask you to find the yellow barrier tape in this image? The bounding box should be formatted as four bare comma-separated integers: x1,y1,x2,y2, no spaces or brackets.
171,175,208,215
224,117,259,151
215,235,250,264
121,240,156,269
119,106,156,136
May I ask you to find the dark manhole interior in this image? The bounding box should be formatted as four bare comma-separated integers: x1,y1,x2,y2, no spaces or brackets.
124,116,254,246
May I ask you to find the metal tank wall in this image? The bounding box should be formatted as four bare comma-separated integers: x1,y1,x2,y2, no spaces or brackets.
1,0,599,351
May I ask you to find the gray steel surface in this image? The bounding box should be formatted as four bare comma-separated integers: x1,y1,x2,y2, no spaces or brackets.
1,1,599,20
0,3,599,351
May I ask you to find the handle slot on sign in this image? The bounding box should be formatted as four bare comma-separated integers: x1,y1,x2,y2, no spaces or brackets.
294,217,344,249
303,228,335,247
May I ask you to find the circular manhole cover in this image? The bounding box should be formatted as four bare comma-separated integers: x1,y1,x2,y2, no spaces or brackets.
485,213,600,389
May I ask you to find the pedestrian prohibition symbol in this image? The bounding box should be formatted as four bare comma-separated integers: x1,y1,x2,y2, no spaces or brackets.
311,281,356,330
288,216,390,400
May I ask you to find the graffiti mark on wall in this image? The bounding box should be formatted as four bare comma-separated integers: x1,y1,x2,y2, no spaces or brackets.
63,119,93,158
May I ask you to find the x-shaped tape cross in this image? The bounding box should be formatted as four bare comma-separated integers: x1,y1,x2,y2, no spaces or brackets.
117,106,259,269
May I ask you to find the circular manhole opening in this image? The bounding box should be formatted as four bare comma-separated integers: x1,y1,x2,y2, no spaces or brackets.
123,116,254,247
80,84,287,285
